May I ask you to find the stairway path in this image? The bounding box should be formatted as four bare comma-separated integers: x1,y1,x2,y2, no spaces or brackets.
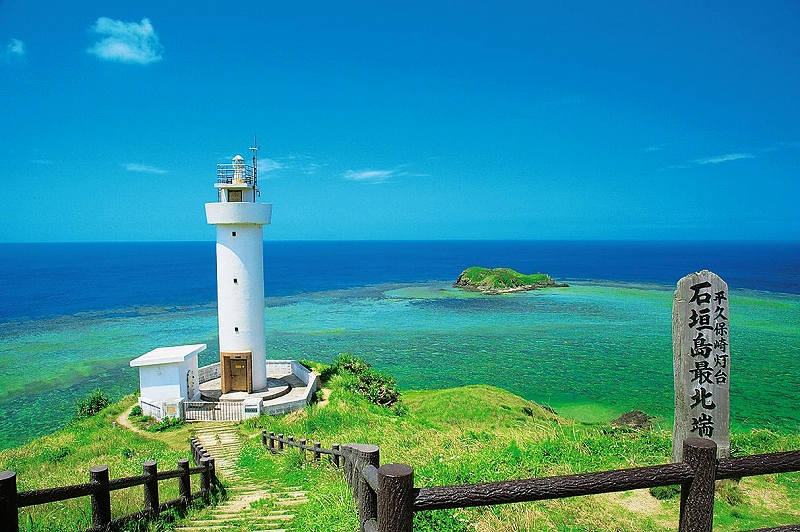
175,424,308,532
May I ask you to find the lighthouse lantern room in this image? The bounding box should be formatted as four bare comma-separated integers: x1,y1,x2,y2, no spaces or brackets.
206,143,272,394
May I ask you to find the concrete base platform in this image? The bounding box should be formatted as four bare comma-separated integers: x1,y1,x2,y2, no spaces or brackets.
199,377,291,402
187,360,318,419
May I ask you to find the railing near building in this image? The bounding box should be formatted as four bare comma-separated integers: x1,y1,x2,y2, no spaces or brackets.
262,430,800,532
184,400,243,422
0,439,218,532
216,163,255,185
198,362,221,384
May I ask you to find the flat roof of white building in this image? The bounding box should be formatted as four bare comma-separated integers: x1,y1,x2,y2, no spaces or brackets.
130,344,207,367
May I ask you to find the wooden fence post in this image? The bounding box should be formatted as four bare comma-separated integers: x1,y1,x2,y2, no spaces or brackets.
89,465,111,529
377,463,414,532
314,442,322,461
679,438,717,532
300,439,307,460
268,432,276,452
342,446,354,491
332,443,340,468
200,457,212,504
262,430,267,447
0,471,19,532
278,433,284,451
350,444,380,531
178,458,191,510
143,461,160,519
208,457,217,491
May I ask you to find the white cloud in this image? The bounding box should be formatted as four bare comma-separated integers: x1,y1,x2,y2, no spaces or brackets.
3,38,27,62
692,153,755,165
8,38,26,56
343,166,428,183
124,163,168,174
343,169,395,183
644,144,666,152
259,158,283,172
87,18,163,64
761,141,800,153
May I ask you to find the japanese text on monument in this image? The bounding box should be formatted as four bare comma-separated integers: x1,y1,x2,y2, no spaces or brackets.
673,270,730,461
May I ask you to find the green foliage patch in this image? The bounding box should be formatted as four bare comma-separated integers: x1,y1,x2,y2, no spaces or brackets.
75,388,111,419
324,354,404,412
457,266,555,290
0,395,194,531
242,366,800,532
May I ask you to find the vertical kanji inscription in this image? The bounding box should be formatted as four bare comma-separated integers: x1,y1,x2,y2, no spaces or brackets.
673,270,730,462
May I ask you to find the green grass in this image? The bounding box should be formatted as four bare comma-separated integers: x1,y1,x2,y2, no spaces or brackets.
239,366,800,532
3,367,799,532
0,395,203,532
456,266,556,291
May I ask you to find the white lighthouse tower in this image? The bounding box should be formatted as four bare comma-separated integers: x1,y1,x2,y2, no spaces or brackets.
205,143,272,394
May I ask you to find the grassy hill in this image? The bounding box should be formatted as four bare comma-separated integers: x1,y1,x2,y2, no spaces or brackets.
240,359,800,531
2,359,799,531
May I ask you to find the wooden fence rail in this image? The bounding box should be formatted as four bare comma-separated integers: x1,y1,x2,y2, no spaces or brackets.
0,438,218,532
262,431,800,532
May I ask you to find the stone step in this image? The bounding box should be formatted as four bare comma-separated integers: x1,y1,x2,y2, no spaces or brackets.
275,498,308,506
280,490,307,497
173,525,240,532
191,517,286,524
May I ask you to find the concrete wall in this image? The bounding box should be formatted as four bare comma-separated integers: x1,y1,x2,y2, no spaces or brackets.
139,364,181,402
138,358,199,402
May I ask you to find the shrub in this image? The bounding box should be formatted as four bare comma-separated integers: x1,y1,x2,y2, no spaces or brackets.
146,416,184,433
327,354,403,410
75,389,111,419
130,405,143,417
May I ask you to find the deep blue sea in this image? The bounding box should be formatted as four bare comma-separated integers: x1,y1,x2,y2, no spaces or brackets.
3,240,800,321
1,240,798,449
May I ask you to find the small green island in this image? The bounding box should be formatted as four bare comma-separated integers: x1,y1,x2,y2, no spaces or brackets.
453,266,568,294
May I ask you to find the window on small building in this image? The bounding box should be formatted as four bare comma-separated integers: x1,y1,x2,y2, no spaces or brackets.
234,327,239,333
233,278,238,284
232,231,237,237
228,190,243,202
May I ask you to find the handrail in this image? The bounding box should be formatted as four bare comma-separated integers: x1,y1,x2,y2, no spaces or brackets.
412,461,695,511
0,438,219,532
262,430,800,532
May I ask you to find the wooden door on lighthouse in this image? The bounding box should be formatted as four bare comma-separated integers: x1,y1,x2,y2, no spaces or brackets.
221,352,253,393
231,360,248,390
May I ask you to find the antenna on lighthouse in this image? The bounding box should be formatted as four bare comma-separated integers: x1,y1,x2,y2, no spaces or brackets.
249,135,259,198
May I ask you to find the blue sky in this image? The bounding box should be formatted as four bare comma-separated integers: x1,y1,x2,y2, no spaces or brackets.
1,1,798,242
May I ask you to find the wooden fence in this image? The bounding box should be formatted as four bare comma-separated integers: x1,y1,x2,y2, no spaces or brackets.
0,438,219,532
262,431,800,532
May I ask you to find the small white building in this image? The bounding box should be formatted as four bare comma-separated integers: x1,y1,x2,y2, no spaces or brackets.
129,344,206,419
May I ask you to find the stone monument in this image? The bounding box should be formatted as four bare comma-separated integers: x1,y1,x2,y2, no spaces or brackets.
672,270,730,461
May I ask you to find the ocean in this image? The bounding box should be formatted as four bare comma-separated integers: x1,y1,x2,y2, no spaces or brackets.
1,240,798,450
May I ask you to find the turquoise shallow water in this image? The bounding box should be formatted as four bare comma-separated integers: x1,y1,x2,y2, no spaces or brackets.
1,280,798,449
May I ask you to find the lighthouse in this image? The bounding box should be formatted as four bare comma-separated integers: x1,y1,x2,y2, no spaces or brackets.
205,143,272,394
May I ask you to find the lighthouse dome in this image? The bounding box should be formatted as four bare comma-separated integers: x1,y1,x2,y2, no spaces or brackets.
232,155,245,162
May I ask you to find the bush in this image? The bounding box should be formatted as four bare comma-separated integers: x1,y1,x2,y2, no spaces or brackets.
327,354,404,411
75,389,111,419
130,405,143,417
146,416,184,433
